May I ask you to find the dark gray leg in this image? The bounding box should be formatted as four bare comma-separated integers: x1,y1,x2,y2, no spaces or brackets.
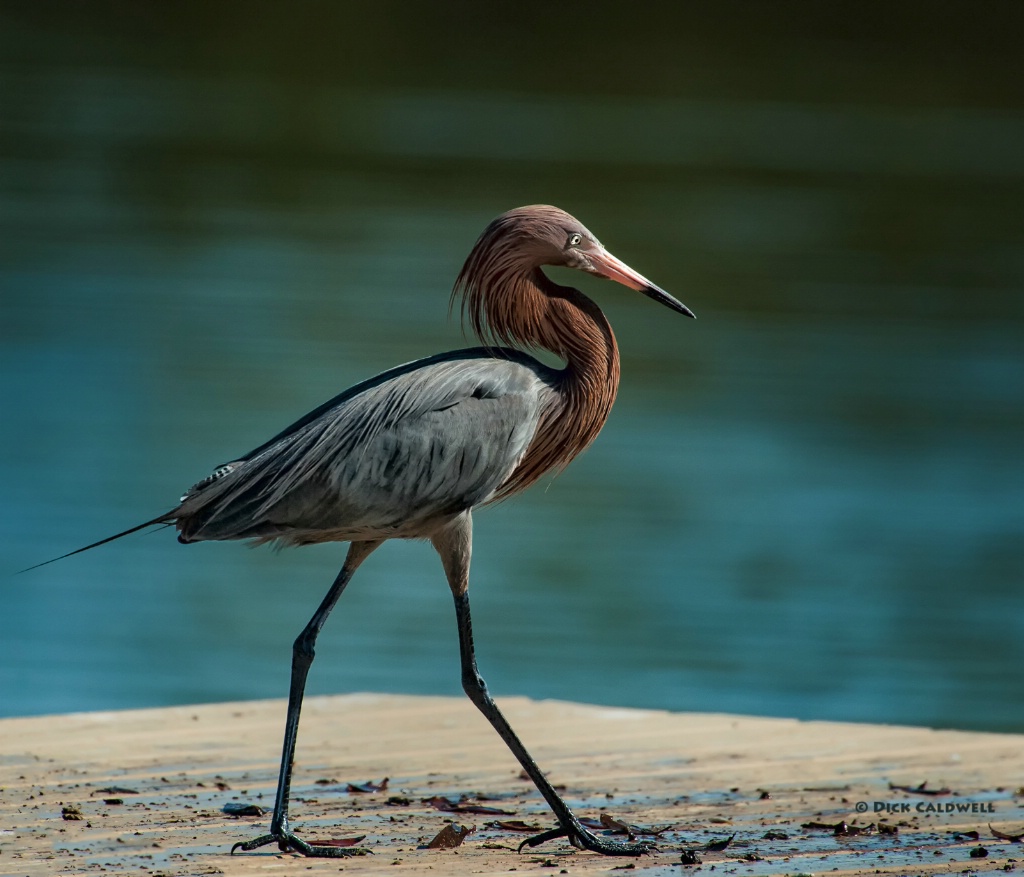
232,540,380,857
433,514,653,856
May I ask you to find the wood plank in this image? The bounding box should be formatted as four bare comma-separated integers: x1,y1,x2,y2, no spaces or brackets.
1,694,1021,876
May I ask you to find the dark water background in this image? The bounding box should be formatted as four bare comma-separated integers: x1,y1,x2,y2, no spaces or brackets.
2,3,1022,732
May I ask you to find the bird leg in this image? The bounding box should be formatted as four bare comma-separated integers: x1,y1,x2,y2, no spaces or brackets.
232,540,381,858
432,515,654,857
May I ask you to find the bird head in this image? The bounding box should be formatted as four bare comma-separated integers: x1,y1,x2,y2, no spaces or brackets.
461,205,695,319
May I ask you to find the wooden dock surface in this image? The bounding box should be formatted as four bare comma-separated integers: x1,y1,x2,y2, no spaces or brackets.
1,694,1021,876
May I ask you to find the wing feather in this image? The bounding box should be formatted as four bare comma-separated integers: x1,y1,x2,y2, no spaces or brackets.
176,348,558,545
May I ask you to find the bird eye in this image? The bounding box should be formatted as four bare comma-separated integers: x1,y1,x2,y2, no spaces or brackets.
567,233,583,247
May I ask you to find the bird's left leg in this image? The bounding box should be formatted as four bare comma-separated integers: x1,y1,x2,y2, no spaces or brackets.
432,514,653,857
232,539,381,858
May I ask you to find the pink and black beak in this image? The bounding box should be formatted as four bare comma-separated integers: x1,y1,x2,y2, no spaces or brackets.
587,246,695,319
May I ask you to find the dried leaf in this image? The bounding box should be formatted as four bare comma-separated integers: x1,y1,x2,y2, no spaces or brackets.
61,805,83,821
222,802,264,816
638,824,675,837
951,829,981,840
460,803,515,815
424,795,460,812
592,813,672,838
802,820,874,836
346,777,389,794
888,781,952,796
706,832,735,851
427,822,474,849
488,820,546,832
307,836,368,849
837,822,874,837
802,819,872,836
421,795,513,815
94,786,139,795
990,824,1024,843
600,813,636,838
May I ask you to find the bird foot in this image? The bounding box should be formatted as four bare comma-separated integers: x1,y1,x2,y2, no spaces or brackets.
518,824,656,856
231,830,372,858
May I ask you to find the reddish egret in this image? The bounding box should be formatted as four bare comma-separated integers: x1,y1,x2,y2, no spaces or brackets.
42,205,693,856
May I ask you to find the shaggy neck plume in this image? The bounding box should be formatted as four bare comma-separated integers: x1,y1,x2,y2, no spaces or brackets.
454,240,620,500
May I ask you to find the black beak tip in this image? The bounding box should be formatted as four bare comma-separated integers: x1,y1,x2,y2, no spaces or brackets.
643,284,695,319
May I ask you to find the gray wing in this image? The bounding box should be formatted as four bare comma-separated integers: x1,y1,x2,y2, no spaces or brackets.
176,349,558,545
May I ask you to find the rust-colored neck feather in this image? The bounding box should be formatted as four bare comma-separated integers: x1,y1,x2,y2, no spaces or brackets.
453,212,621,499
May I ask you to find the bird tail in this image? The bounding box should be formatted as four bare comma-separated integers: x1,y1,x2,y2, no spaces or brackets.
16,512,178,574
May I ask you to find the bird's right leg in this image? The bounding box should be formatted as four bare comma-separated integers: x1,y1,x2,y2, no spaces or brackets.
432,514,653,857
232,539,381,858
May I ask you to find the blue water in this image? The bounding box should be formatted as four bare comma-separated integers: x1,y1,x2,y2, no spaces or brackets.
2,5,1023,732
